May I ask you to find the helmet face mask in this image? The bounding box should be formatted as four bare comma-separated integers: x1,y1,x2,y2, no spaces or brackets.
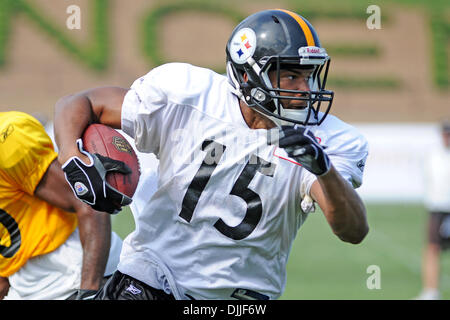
226,9,334,126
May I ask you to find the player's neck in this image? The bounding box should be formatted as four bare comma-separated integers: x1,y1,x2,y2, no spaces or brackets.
239,101,276,130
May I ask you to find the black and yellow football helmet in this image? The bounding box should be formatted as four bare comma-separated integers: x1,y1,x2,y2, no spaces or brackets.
226,9,333,126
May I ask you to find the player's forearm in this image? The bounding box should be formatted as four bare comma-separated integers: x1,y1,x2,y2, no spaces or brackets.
314,166,369,244
54,87,128,164
0,276,10,300
54,93,96,164
76,205,111,290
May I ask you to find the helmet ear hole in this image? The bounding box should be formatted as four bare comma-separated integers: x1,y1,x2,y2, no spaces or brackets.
272,15,280,23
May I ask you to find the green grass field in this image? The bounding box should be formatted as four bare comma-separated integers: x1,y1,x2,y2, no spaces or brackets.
281,203,450,300
111,202,450,300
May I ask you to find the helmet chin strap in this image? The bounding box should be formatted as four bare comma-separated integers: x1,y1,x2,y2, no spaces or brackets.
226,62,245,100
250,104,310,128
278,105,309,126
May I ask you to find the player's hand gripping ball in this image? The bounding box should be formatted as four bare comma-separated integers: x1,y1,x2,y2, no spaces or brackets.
62,124,141,214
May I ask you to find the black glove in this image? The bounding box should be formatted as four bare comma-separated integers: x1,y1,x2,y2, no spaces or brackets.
278,125,331,176
66,289,98,300
62,139,133,214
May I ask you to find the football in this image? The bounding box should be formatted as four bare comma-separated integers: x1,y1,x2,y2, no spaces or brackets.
82,124,140,198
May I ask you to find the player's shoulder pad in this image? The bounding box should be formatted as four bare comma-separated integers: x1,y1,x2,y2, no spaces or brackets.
133,63,226,103
314,114,368,156
313,114,369,188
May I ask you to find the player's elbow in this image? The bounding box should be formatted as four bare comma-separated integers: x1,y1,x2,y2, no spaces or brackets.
55,93,78,110
336,223,369,244
335,203,369,244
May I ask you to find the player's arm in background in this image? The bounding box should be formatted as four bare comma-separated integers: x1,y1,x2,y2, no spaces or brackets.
54,87,128,165
34,158,111,291
310,168,368,244
0,276,9,299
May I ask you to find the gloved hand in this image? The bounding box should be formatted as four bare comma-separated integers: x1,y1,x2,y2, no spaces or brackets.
278,125,331,176
62,139,132,214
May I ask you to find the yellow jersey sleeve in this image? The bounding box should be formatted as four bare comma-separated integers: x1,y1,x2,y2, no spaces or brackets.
0,112,78,277
0,111,57,195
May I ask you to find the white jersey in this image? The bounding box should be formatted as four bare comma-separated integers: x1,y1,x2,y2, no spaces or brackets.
119,63,368,300
5,228,122,300
424,145,450,212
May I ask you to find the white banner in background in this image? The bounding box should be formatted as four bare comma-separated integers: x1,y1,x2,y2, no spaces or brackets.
354,123,441,203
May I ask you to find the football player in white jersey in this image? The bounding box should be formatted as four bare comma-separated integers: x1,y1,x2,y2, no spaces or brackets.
53,9,369,300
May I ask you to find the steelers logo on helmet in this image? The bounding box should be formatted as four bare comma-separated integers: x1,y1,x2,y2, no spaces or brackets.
229,28,257,64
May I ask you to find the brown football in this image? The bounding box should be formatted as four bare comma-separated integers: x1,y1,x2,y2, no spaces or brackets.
82,124,140,198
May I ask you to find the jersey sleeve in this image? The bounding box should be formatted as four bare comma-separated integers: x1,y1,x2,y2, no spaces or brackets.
121,63,207,158
318,116,369,189
121,65,169,157
0,112,57,195
327,131,368,189
329,150,368,188
300,120,369,200
121,63,218,158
